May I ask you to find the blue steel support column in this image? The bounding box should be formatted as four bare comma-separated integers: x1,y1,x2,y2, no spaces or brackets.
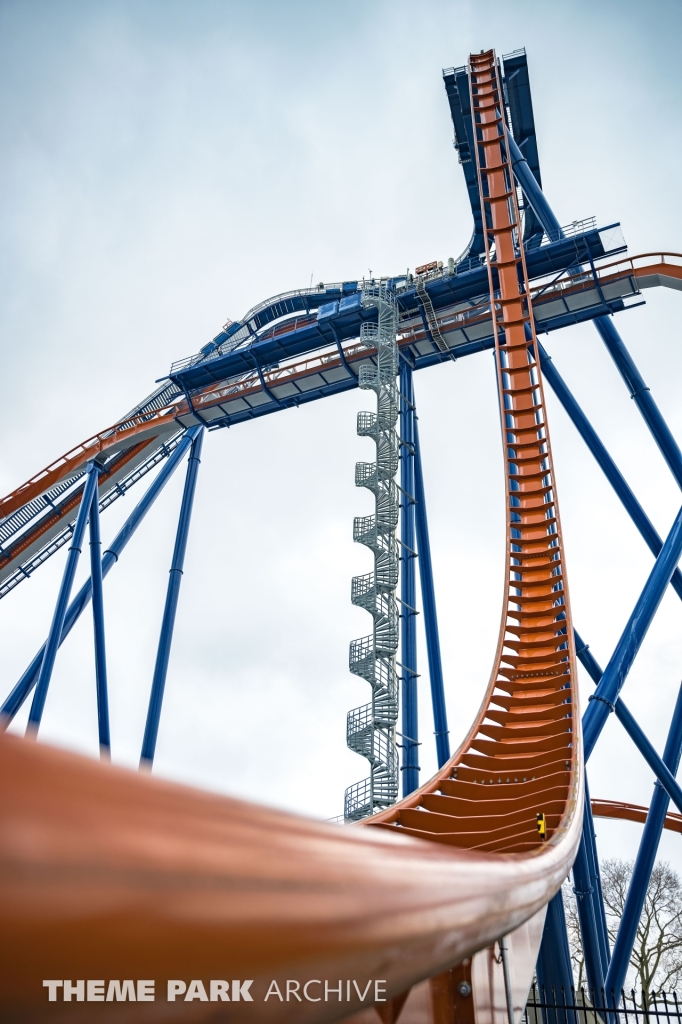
399,360,419,795
577,627,682,812
605,682,682,1000
27,461,100,734
570,632,612,993
140,427,204,768
507,136,562,239
88,478,110,756
0,428,200,725
572,823,605,999
594,316,682,490
572,783,608,997
538,343,682,602
573,648,614,987
536,892,576,1021
573,630,604,687
413,412,450,767
583,502,682,760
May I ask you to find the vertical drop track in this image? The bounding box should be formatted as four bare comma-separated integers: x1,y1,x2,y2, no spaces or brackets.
369,50,581,859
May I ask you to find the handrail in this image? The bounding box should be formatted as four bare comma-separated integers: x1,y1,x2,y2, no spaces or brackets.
546,251,682,286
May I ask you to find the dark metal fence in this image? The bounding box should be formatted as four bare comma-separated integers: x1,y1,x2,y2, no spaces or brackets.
525,983,682,1024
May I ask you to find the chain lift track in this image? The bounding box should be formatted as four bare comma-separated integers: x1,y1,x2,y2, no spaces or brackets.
4,44,682,1024
345,286,401,821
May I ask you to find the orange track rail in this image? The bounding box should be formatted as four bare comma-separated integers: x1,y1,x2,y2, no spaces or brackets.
0,49,587,1024
592,798,682,833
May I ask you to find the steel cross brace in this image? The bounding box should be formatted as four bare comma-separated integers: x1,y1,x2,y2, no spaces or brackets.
537,283,682,998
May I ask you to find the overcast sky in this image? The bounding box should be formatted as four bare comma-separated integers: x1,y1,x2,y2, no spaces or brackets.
2,0,682,872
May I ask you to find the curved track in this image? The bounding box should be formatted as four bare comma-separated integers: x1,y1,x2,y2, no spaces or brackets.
0,47,677,1024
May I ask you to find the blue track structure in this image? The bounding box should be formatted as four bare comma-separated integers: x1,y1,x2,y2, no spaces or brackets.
2,46,682,1004
413,410,450,769
26,463,101,733
88,477,110,756
140,427,205,768
443,49,545,259
166,224,629,421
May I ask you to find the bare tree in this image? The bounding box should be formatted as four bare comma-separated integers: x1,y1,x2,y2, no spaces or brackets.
562,878,586,989
563,859,682,1000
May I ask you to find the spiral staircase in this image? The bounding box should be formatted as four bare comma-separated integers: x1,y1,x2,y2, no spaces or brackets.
344,286,401,822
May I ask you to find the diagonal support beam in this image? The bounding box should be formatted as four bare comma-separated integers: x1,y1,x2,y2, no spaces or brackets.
613,701,682,815
594,315,682,490
0,428,200,726
26,461,101,734
582,502,682,760
604,682,682,999
535,891,576,1022
413,412,450,768
538,342,682,602
140,428,204,768
572,781,610,994
576,630,682,816
88,477,110,756
399,361,419,795
508,136,562,240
